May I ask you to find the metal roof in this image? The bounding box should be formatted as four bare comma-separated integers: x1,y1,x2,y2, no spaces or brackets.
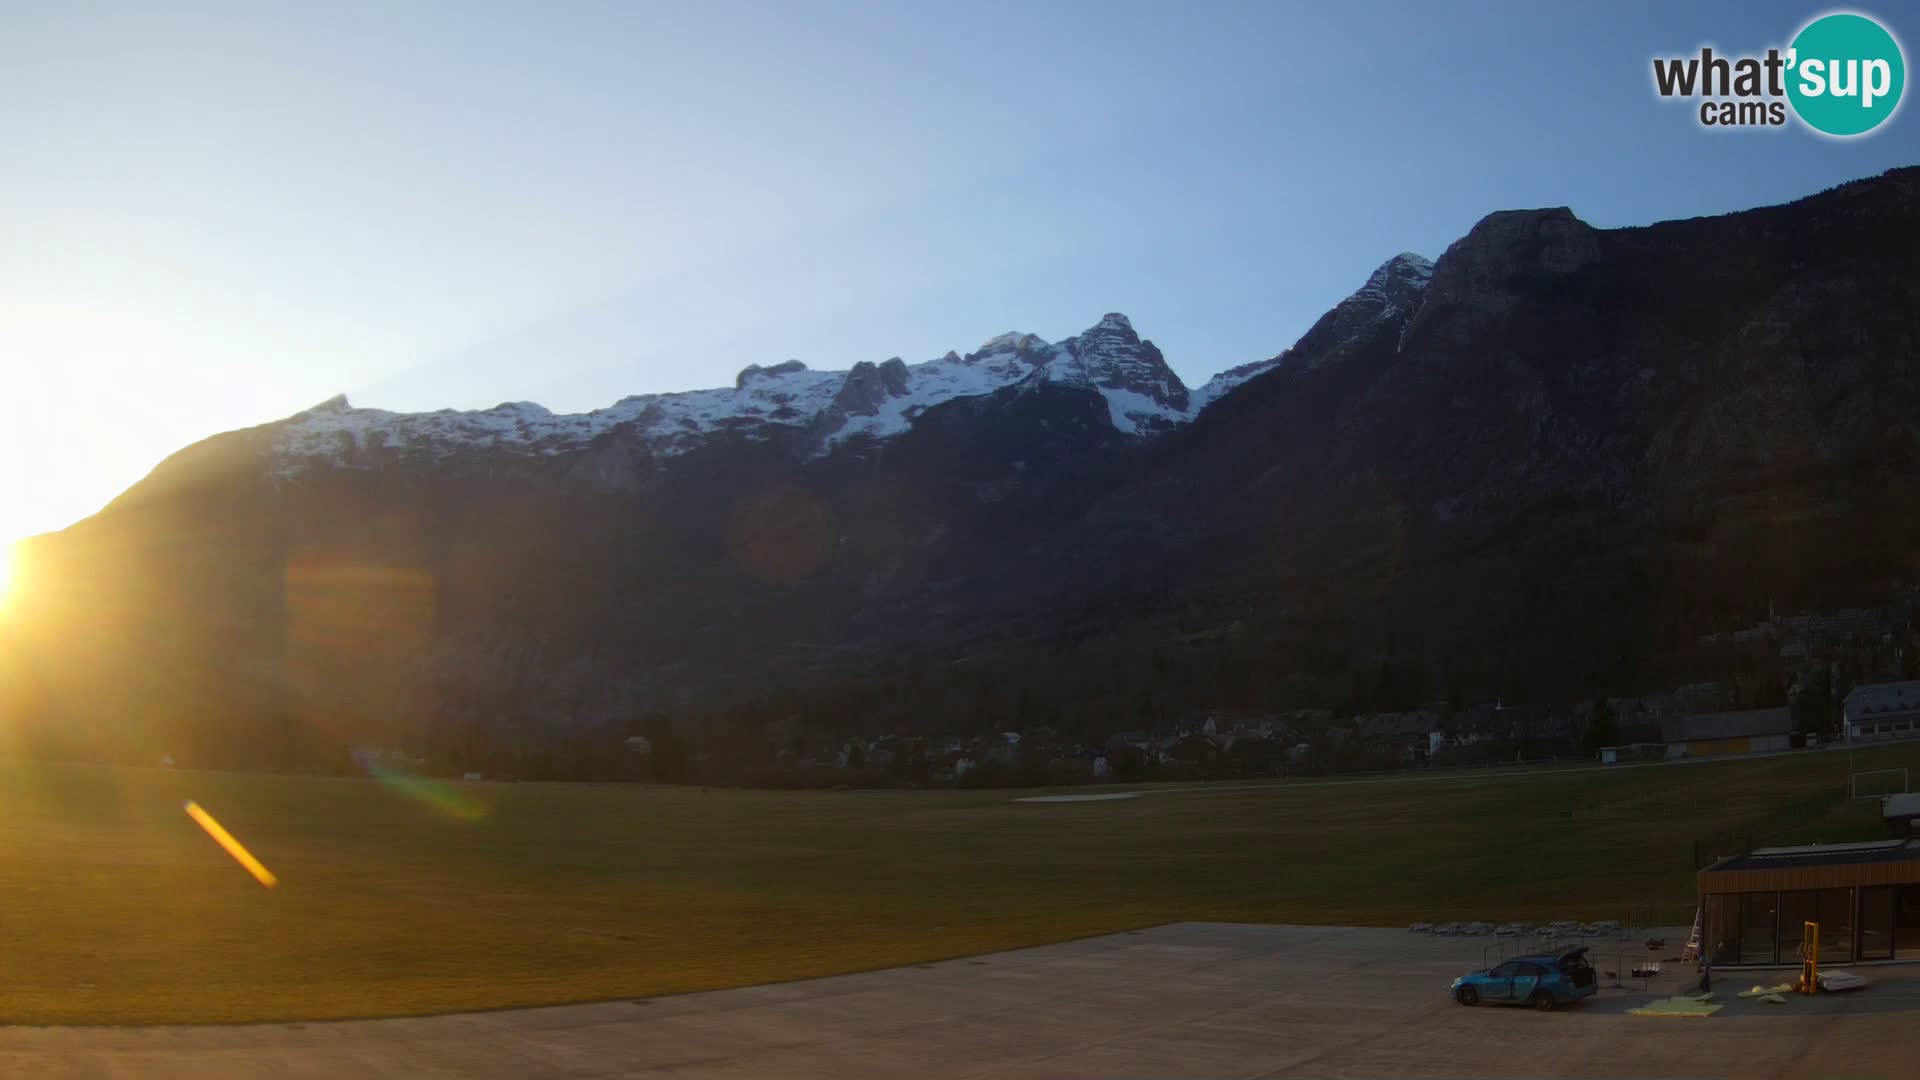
1661,707,1792,743
1707,838,1920,873
1845,680,1920,717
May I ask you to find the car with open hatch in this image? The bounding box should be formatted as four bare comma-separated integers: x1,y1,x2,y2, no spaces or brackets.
1449,946,1597,1010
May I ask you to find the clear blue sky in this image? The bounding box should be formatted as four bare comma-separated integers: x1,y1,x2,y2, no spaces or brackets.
2,0,1916,542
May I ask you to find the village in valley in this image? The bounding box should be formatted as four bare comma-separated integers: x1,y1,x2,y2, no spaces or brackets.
621,597,1920,789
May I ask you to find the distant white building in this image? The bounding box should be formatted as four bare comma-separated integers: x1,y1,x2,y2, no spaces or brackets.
1844,681,1920,743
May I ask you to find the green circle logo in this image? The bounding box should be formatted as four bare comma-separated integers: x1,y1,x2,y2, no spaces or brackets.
1787,13,1906,136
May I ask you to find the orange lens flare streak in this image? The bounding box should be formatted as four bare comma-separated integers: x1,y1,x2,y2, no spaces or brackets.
184,800,279,888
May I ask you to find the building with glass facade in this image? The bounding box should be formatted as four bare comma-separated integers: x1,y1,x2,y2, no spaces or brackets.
1698,839,1920,966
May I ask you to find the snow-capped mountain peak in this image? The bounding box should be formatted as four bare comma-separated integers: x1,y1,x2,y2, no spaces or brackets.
265,266,1430,476
967,330,1050,362
1361,252,1435,296
1038,312,1189,433
1189,252,1436,409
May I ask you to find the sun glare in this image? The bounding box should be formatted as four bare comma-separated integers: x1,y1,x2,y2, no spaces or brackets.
0,543,15,611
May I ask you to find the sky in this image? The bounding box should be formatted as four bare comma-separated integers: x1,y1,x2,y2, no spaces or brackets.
2,0,1917,545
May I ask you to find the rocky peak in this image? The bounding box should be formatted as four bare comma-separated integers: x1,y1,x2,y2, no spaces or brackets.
1047,313,1190,429
735,359,810,390
829,358,913,419
1067,312,1148,361
1432,207,1600,288
1356,253,1436,307
1404,208,1600,347
1274,252,1438,374
485,401,553,417
877,357,911,396
1059,317,1175,405
967,332,1050,364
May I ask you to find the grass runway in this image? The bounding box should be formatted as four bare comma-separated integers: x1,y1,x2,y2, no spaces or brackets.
2,744,1915,1025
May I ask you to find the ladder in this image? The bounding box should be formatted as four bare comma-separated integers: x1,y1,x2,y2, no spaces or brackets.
1680,905,1703,963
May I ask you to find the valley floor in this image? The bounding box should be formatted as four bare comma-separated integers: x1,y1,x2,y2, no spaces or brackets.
2,746,1916,1025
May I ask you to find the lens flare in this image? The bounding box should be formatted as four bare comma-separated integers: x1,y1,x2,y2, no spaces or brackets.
364,760,490,821
184,800,279,888
281,558,437,752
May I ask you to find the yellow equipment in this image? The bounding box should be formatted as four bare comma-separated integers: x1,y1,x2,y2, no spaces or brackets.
1796,921,1819,994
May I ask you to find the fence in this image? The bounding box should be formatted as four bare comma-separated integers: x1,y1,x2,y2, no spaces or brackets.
1475,925,1686,967
1470,924,1686,993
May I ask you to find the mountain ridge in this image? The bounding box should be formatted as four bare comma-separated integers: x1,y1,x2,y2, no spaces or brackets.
11,165,1920,774
252,263,1431,473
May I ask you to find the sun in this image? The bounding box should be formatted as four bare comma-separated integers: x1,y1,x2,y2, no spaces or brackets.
0,543,16,612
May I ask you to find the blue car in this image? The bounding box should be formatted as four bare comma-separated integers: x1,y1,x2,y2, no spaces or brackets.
1450,947,1597,1010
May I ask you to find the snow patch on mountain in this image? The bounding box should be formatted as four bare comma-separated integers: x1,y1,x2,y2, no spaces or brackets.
1357,252,1434,304
1189,358,1282,412
824,347,1034,446
275,364,851,467
1188,253,1438,407
1302,252,1436,371
268,258,1434,474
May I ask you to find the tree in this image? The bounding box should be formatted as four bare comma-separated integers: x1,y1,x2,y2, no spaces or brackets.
1795,666,1833,736
644,715,689,783
1226,736,1280,779
1582,698,1617,753
1109,744,1150,781
1017,689,1056,732
846,741,866,771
